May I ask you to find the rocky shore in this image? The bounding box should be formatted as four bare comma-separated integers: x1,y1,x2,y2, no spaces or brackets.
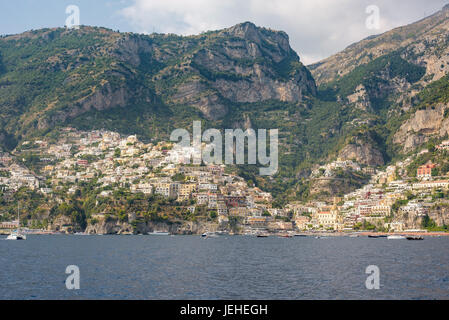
81,219,224,236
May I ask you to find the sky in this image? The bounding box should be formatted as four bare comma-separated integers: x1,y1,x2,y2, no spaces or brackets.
0,0,448,64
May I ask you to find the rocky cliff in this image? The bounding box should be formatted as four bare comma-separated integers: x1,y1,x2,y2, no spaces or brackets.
163,22,317,119
394,102,449,152
308,175,368,199
83,216,223,235
339,141,384,166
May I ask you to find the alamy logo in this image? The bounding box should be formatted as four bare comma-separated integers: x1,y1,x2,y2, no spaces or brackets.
170,121,278,176
365,265,380,290
65,265,80,290
365,5,380,30
65,5,80,30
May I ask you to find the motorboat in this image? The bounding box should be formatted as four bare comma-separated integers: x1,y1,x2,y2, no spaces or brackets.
387,235,406,240
6,232,26,240
148,231,170,235
278,234,293,238
202,232,218,238
215,231,229,236
256,233,269,238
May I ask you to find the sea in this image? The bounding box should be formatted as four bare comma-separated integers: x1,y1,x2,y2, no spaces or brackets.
1,235,448,300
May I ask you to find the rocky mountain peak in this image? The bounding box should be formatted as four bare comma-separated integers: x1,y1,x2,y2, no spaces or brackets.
226,21,259,37
222,22,291,54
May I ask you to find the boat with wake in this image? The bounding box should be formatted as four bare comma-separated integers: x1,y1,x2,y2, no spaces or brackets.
387,235,406,240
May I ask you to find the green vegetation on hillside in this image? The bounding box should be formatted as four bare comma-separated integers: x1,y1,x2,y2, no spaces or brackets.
415,74,449,109
320,51,426,109
0,24,447,204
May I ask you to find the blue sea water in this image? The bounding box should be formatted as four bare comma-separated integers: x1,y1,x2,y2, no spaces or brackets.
0,235,448,300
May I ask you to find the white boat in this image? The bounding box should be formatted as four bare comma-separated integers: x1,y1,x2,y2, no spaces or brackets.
6,232,26,240
387,235,406,240
6,205,26,241
148,231,170,236
202,232,218,238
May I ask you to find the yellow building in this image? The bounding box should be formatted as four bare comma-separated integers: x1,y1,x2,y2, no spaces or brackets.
177,183,198,201
228,207,249,217
43,165,54,173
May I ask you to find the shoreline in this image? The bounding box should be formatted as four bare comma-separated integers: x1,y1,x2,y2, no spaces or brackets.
2,230,448,237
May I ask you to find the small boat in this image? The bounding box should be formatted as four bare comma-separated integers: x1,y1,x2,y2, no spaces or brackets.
294,234,307,237
368,235,387,238
406,236,424,241
202,232,218,238
6,232,26,240
349,234,359,238
279,234,293,238
256,234,269,238
387,235,406,240
6,205,26,241
149,231,170,236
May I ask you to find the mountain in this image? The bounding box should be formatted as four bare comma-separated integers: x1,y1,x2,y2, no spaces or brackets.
309,4,449,85
0,22,324,202
293,4,449,200
0,22,315,143
1,5,449,203
307,4,449,163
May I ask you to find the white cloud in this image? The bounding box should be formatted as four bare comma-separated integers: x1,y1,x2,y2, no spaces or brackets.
120,0,448,64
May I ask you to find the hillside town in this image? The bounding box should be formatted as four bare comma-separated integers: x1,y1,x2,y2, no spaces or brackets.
1,127,449,235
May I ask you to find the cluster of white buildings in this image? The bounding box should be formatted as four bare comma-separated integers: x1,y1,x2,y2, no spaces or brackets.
0,159,39,192
311,159,361,178
289,153,449,231
4,127,449,233
3,128,294,231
